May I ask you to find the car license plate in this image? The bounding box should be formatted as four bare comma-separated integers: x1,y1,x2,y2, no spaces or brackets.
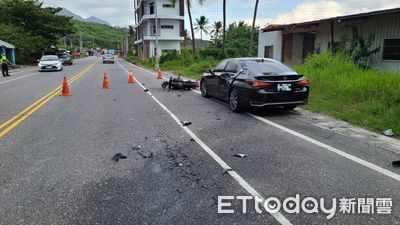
277,83,292,91
46,66,52,69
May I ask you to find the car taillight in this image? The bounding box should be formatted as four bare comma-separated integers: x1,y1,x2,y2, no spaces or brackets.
246,80,270,87
296,79,309,86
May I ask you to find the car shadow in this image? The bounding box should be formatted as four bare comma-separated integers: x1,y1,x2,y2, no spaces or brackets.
203,95,300,118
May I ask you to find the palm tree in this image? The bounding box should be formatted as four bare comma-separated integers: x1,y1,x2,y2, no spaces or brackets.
185,0,205,55
250,0,260,56
222,0,226,53
211,21,222,38
195,15,209,43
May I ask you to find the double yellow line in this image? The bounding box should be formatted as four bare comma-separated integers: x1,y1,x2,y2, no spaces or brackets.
0,61,98,138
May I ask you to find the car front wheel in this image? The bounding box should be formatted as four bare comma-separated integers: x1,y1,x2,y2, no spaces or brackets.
200,80,209,98
229,88,242,112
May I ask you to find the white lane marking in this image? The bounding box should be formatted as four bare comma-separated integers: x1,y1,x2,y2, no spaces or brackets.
0,72,40,84
125,60,400,183
117,60,292,225
249,113,400,183
10,67,37,74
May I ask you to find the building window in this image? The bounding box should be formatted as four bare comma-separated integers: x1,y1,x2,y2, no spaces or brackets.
149,2,154,14
163,3,175,8
161,25,174,29
382,38,400,60
264,46,273,58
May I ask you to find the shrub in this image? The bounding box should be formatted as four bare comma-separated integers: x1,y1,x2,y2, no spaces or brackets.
295,51,400,136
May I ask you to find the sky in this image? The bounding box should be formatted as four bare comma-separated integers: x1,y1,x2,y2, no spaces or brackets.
43,0,400,39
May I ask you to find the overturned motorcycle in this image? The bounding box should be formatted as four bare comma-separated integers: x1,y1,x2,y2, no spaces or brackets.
161,75,198,90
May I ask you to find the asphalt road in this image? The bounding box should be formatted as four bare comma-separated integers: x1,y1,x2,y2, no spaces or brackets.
0,56,399,225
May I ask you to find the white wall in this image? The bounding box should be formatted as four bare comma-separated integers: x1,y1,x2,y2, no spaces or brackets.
149,40,181,57
156,0,180,16
258,31,282,61
159,19,180,38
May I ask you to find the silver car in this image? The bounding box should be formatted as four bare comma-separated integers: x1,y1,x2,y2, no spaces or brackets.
38,55,63,72
102,54,115,64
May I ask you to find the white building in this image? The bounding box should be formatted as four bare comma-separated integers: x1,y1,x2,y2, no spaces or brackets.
258,8,400,72
134,0,185,59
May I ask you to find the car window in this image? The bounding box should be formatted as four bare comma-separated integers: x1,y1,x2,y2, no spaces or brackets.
225,61,240,73
41,56,59,61
214,60,227,72
243,59,296,75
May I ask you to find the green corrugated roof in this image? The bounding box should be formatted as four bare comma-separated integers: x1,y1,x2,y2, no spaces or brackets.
0,40,15,49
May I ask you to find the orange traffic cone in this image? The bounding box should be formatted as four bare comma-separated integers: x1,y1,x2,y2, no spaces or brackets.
128,70,135,83
157,69,163,80
60,76,72,96
102,72,110,89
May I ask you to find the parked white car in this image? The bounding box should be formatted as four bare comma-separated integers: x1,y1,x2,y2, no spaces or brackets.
38,55,63,72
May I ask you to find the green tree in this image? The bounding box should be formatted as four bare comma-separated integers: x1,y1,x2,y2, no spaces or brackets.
225,21,257,57
211,21,222,38
195,15,209,45
0,0,74,63
342,26,380,68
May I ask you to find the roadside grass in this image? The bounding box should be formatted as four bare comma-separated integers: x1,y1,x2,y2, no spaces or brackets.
137,54,219,80
294,52,400,137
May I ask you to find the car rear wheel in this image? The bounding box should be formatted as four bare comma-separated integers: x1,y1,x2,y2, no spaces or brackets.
229,88,242,112
200,80,210,98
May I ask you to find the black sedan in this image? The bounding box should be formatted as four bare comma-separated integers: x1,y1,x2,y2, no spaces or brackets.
200,58,310,112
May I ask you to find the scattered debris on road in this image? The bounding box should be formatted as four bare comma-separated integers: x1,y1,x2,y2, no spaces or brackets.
383,129,394,137
233,154,247,158
112,153,127,162
131,144,155,158
181,121,192,126
223,168,233,175
392,160,400,167
131,145,142,150
137,152,155,158
161,75,197,90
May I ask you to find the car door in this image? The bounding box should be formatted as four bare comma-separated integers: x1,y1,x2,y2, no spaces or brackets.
204,60,227,97
218,61,241,100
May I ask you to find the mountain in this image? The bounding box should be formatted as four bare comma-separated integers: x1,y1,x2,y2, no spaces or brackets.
85,16,111,26
58,8,111,26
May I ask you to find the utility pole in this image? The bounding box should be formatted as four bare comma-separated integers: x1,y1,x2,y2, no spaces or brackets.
155,0,159,71
79,31,83,58
64,37,67,50
92,35,95,50
117,37,119,52
125,32,129,56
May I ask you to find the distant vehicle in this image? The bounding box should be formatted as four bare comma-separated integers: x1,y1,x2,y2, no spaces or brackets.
38,55,63,72
57,53,73,65
72,51,81,57
200,58,310,112
108,49,115,55
102,54,115,64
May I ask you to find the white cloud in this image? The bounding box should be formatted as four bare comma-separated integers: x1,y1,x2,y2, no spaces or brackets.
252,0,400,26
